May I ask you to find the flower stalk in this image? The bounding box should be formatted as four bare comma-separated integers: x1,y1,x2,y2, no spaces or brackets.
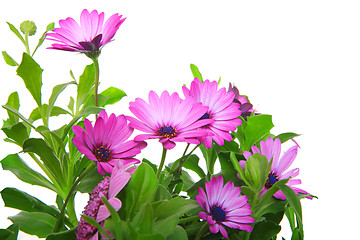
156,147,167,179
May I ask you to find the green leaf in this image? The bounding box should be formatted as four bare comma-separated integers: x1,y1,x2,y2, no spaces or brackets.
125,163,158,219
153,214,179,238
6,22,25,45
17,53,43,106
68,97,75,114
250,221,281,240
20,20,37,36
199,144,217,174
2,51,18,66
47,81,76,120
0,229,12,239
131,202,153,235
1,187,59,216
46,227,76,240
22,138,64,185
276,132,301,143
2,105,35,130
3,92,20,126
2,122,29,146
153,197,199,220
76,64,95,112
167,225,188,240
5,224,20,240
75,166,103,193
182,154,205,178
154,184,172,201
9,211,62,238
241,114,274,152
278,185,303,228
190,64,203,82
32,22,55,56
101,197,122,239
243,153,269,193
1,154,55,191
81,215,112,239
84,86,127,108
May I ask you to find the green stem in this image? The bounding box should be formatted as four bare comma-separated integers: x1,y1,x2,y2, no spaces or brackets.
28,153,62,194
156,147,167,179
24,33,30,54
194,222,209,240
182,143,190,157
171,144,200,174
92,58,100,117
53,163,96,232
67,195,78,225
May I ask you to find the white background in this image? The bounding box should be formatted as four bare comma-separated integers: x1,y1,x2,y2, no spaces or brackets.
0,0,359,239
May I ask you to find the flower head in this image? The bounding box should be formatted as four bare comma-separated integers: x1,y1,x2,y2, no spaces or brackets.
127,90,213,150
72,110,146,175
182,79,243,148
76,161,134,240
242,137,311,200
228,83,256,120
196,176,254,239
47,9,125,58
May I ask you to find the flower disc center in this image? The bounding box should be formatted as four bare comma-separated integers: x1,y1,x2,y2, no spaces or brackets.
211,206,226,222
199,112,211,120
158,126,177,138
94,145,111,162
265,172,278,189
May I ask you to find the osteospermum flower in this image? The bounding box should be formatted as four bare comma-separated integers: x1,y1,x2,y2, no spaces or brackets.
183,78,242,148
196,176,254,239
72,110,146,175
241,137,311,200
228,83,256,120
127,90,213,150
47,9,125,58
76,161,134,240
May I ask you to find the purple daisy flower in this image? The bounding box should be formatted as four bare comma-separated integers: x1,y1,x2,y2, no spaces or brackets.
47,9,125,56
72,110,146,175
76,160,134,240
228,83,256,120
196,176,254,239
127,90,213,150
241,137,311,200
182,78,243,148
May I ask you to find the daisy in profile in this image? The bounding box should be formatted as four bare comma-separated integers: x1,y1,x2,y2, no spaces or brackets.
127,90,213,150
72,110,146,175
242,137,311,200
228,83,256,120
76,161,134,240
47,9,125,58
196,176,254,239
183,78,242,148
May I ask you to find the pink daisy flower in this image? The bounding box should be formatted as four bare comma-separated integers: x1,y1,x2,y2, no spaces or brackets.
47,9,125,56
127,90,213,150
196,176,254,239
241,137,311,200
76,160,135,240
72,110,146,175
182,78,243,148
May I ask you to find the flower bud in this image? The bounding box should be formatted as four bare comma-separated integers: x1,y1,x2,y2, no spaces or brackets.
20,21,37,36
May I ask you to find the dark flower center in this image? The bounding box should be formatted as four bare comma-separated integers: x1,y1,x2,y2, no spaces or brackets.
199,112,211,120
94,145,111,162
79,34,103,52
211,206,226,222
158,126,177,138
265,172,278,189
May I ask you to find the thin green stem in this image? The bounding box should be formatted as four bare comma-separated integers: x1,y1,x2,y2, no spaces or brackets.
24,34,30,54
171,144,200,174
156,147,167,179
92,58,100,118
53,163,96,232
194,222,209,240
182,143,190,157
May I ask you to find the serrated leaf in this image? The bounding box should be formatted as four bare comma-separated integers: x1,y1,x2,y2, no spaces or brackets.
17,53,43,106
3,92,20,125
2,122,29,146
